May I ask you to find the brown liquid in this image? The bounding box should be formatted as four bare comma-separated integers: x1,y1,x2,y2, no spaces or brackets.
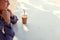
22,15,27,24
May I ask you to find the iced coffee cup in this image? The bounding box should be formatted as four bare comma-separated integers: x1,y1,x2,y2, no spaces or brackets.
22,15,27,24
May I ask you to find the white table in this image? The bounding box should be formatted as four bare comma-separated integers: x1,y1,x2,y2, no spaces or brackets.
13,1,60,40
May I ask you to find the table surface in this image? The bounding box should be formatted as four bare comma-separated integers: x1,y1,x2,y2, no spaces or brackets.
13,0,60,40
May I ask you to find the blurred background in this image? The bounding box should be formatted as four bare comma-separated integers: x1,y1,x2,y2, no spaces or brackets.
9,0,60,40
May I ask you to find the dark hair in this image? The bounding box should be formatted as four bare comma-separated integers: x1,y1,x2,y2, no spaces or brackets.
0,10,2,14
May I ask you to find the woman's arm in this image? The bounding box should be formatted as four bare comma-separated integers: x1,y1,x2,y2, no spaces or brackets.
1,10,10,24
7,9,18,24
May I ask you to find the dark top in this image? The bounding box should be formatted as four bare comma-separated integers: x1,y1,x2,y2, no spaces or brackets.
0,15,15,40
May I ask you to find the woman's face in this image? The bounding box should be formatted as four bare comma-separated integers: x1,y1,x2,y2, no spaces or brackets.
0,0,10,10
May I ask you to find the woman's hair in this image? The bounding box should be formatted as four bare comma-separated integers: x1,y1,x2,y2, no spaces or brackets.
0,0,10,6
0,10,2,14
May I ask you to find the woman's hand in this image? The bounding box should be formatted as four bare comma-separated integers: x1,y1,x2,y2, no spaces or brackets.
7,9,13,17
1,10,10,24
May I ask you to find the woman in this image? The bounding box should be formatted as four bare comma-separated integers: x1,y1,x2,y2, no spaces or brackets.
0,0,17,40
